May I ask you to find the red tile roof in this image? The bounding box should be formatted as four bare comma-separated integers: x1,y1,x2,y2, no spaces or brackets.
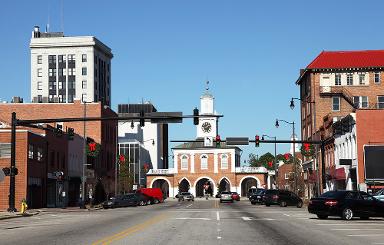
307,50,384,69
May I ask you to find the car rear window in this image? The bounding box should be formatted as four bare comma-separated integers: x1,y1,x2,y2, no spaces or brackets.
221,191,231,194
320,191,346,198
265,190,278,195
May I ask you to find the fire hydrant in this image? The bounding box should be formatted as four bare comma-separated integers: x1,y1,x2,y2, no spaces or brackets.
21,199,28,215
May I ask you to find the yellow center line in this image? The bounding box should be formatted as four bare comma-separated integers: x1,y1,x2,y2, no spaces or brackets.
91,214,167,245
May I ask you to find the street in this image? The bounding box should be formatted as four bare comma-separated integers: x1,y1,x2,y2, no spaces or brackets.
1,200,384,245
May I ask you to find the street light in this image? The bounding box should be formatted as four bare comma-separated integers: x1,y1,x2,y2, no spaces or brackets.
262,134,277,188
275,119,297,194
290,97,321,197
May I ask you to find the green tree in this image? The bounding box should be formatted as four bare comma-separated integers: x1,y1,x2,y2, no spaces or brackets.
118,157,134,194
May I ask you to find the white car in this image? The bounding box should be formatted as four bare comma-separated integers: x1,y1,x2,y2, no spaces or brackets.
374,188,384,201
220,191,233,203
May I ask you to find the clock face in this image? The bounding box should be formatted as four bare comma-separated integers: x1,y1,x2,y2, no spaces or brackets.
201,122,212,133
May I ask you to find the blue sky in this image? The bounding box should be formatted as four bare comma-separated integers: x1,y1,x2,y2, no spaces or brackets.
1,0,384,164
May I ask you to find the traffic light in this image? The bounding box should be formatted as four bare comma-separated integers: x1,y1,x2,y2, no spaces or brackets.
140,111,145,127
193,108,199,125
215,135,221,148
11,167,18,176
2,167,10,176
67,127,74,140
54,124,63,137
255,135,260,147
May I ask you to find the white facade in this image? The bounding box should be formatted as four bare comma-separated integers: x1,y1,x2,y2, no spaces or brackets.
30,27,113,106
333,113,357,191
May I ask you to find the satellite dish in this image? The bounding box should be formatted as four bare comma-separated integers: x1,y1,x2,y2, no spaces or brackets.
0,169,5,183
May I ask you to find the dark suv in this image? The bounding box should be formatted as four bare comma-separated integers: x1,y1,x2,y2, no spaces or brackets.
263,189,303,208
249,189,266,205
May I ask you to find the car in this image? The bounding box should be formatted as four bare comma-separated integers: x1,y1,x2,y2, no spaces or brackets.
231,192,240,201
136,188,164,204
220,191,233,203
308,190,384,220
132,193,152,206
263,189,303,208
373,188,384,201
247,188,260,198
180,192,194,201
249,189,266,205
103,195,138,209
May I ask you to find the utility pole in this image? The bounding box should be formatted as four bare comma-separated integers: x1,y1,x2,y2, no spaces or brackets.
8,112,17,212
81,102,87,208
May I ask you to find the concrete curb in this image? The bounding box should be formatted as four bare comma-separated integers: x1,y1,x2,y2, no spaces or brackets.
0,211,40,221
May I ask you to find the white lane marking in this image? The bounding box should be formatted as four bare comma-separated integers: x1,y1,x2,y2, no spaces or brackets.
372,243,384,244
348,234,384,237
241,217,276,221
317,223,384,226
283,214,290,217
332,229,384,231
186,204,193,208
175,218,211,220
216,211,220,221
217,237,222,239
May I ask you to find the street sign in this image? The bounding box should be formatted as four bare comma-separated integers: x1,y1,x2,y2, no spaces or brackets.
204,136,213,147
226,137,249,145
0,169,5,182
133,184,138,190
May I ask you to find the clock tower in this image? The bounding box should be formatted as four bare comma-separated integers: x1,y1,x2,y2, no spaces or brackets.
197,81,217,139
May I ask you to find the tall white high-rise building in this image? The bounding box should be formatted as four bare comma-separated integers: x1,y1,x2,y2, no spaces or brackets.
30,26,113,106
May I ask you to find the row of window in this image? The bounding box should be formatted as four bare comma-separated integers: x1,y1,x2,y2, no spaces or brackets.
180,154,229,170
37,54,86,64
332,95,384,110
329,72,381,86
28,144,44,161
41,67,88,78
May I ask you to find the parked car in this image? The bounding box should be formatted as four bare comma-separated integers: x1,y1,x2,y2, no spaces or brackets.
103,195,138,209
132,193,152,206
231,192,240,201
263,189,303,208
250,189,266,205
220,191,233,203
136,188,164,204
308,190,384,220
373,188,384,201
180,192,194,201
247,188,260,198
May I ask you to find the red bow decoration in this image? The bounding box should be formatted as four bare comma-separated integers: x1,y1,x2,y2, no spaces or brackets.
119,154,125,163
303,143,310,151
143,163,149,170
284,153,290,160
88,142,96,152
268,161,273,167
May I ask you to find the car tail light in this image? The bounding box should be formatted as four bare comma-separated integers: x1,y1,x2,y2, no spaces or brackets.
272,195,278,199
324,200,338,206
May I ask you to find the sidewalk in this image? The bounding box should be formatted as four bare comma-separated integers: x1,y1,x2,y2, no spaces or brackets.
0,210,39,221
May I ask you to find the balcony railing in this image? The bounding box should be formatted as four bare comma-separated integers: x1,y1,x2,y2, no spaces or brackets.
235,166,268,174
146,169,174,175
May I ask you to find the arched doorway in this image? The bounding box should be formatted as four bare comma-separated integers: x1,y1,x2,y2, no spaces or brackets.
195,178,214,197
219,178,231,192
240,177,258,197
178,178,190,193
152,179,170,198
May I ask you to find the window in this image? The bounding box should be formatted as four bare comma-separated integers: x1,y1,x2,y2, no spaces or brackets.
37,68,42,77
69,81,75,89
37,81,42,90
82,93,87,102
94,56,97,64
58,81,63,89
0,143,11,158
37,55,42,64
359,73,366,85
94,69,97,78
201,154,208,169
335,74,341,86
82,54,87,62
332,97,340,111
378,96,384,109
37,147,43,161
38,95,42,103
82,80,87,89
48,55,56,64
353,96,368,108
28,144,34,159
181,155,188,170
68,68,76,76
68,54,75,61
221,154,228,169
375,72,381,84
49,68,56,77
82,67,87,76
347,73,353,85
284,173,289,179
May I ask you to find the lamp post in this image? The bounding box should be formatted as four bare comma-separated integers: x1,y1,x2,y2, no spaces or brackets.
275,119,297,194
81,101,88,208
290,97,320,197
262,134,277,188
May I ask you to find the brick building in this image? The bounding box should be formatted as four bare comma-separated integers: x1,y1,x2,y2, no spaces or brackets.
146,86,273,197
296,50,384,198
0,99,117,210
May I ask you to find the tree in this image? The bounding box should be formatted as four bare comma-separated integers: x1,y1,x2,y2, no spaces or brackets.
249,152,276,170
118,156,135,194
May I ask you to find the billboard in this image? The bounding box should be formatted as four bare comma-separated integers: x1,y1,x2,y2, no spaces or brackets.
364,145,384,180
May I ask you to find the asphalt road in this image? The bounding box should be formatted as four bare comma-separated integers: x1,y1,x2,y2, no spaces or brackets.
1,199,384,245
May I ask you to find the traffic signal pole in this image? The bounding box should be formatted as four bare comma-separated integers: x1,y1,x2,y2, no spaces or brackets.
8,112,17,212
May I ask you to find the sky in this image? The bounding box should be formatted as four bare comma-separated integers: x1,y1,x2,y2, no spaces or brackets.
1,0,384,165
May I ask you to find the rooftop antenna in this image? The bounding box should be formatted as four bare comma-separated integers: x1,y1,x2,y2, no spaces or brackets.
46,0,50,32
206,80,210,91
60,0,64,33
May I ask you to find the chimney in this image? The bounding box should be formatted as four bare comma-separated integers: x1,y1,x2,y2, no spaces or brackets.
11,97,23,103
